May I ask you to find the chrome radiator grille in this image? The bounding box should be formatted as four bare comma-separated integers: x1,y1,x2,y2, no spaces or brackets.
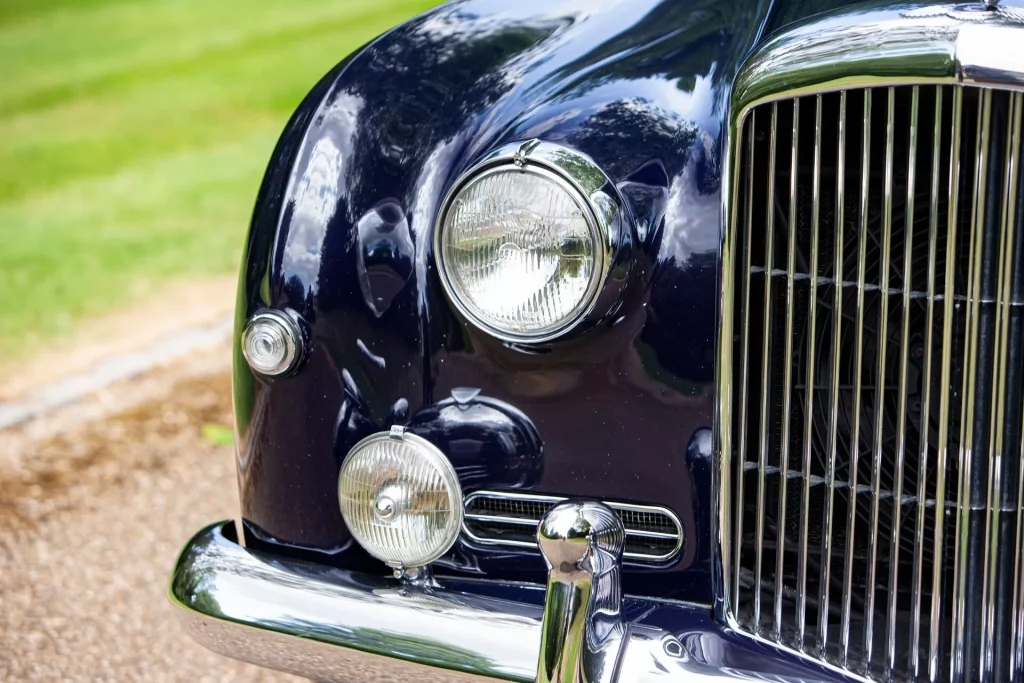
726,85,1024,681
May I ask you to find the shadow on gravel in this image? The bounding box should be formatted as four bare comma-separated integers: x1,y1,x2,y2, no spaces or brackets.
0,373,232,531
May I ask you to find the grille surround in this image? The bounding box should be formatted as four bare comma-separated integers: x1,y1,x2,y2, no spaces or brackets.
717,7,1024,683
462,490,683,563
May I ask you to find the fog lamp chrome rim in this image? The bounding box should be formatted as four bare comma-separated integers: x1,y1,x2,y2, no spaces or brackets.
241,309,302,376
433,139,629,344
337,428,463,569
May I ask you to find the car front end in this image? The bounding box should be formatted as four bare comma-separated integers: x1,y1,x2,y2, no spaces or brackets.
169,2,1024,681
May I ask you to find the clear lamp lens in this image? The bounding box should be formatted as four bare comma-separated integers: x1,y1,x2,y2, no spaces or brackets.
242,312,298,376
338,431,463,568
440,169,600,338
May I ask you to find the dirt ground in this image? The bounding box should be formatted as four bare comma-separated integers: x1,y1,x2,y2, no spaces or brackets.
0,345,299,681
0,276,237,401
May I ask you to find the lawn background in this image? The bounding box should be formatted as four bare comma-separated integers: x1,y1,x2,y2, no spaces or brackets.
0,0,438,361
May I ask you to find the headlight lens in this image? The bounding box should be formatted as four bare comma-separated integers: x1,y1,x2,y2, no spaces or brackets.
438,167,603,341
338,430,462,568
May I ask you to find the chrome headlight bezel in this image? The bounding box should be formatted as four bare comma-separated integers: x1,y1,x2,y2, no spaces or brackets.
433,140,631,344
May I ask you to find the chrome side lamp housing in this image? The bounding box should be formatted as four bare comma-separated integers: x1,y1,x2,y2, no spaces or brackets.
433,139,632,344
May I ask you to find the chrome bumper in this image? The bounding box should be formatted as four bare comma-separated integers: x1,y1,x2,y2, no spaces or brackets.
169,522,845,683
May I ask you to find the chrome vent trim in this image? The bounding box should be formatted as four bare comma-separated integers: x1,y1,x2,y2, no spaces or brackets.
462,491,683,563
718,8,1024,683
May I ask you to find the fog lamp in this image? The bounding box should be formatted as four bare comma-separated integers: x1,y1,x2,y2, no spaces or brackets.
241,310,301,376
338,427,463,569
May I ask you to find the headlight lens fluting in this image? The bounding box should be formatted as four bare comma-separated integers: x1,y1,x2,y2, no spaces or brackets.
438,167,602,340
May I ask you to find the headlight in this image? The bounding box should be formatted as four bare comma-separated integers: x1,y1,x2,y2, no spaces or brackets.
435,140,627,343
337,428,462,569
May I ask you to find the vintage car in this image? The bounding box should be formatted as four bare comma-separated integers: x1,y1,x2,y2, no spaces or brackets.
168,0,1024,681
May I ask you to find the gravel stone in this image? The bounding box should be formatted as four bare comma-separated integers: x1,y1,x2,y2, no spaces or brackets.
0,349,299,682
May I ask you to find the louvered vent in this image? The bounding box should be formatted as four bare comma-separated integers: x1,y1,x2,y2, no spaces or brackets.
462,491,682,562
727,85,1024,681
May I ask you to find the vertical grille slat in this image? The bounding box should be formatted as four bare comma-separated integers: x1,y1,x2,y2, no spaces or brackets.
1015,371,1024,681
775,97,801,639
818,88,847,657
797,94,824,647
753,101,780,630
909,84,942,682
864,86,897,669
981,91,1022,682
842,88,873,668
733,106,756,610
931,84,962,683
952,88,991,682
728,84,1024,683
888,84,919,678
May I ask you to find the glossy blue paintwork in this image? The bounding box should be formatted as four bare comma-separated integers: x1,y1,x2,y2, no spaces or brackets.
231,0,950,609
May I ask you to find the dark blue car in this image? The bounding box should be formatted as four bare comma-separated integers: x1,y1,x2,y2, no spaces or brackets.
169,1,1024,681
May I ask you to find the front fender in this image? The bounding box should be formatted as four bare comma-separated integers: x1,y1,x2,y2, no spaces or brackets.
233,0,773,602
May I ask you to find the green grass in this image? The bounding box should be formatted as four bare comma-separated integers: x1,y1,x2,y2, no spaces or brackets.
0,0,438,359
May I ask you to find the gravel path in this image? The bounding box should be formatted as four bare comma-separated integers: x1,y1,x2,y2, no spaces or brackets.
0,349,299,681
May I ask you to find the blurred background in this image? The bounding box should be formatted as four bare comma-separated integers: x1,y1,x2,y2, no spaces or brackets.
1,0,437,370
0,1,437,680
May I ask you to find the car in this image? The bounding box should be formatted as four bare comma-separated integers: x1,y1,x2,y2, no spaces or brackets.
168,1,1024,681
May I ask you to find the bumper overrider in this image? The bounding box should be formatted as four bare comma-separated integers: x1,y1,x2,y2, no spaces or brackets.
169,502,853,683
